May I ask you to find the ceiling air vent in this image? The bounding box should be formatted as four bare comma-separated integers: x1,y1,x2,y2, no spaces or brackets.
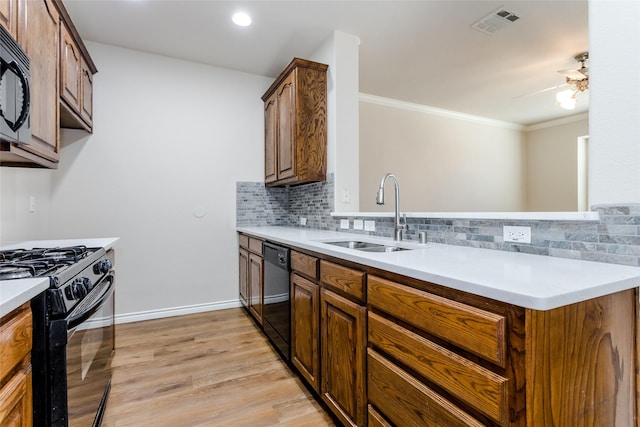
472,7,520,35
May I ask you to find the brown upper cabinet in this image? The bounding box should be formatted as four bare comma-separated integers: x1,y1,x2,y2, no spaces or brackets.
58,4,96,132
262,58,328,187
0,0,17,39
0,0,96,168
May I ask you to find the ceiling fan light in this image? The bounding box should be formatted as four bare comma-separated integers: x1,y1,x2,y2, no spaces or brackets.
559,98,577,110
556,89,575,103
556,89,577,109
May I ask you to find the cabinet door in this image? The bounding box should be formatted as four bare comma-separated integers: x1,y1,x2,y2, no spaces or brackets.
321,288,366,427
80,57,93,127
276,72,295,181
264,93,277,184
239,248,249,308
0,369,32,426
60,22,81,112
0,0,18,39
248,253,263,325
17,0,59,165
291,273,320,392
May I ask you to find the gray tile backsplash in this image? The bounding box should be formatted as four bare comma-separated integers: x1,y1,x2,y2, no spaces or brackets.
236,173,334,229
237,180,640,267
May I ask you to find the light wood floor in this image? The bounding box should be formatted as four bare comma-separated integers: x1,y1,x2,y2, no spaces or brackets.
102,308,335,427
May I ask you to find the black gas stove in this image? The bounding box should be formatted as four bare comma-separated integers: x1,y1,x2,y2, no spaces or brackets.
0,244,115,426
0,245,111,317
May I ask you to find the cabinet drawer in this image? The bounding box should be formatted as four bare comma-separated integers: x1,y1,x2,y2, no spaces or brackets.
291,251,318,280
369,312,508,425
368,275,506,366
368,405,392,427
0,304,32,383
239,234,249,249
0,368,31,425
248,238,263,255
320,260,365,301
368,349,484,427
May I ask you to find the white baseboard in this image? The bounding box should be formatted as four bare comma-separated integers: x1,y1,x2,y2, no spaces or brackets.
115,299,243,325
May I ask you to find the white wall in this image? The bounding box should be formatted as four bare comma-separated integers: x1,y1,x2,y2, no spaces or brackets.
359,97,525,212
588,0,640,206
310,31,360,212
0,168,53,243
49,42,271,319
525,117,589,211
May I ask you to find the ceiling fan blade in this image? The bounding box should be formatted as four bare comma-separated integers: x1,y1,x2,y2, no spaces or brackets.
514,83,569,99
557,69,587,80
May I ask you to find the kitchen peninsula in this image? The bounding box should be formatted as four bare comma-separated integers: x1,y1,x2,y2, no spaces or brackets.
238,226,640,426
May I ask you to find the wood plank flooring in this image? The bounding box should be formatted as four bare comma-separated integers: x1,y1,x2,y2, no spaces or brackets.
102,308,335,427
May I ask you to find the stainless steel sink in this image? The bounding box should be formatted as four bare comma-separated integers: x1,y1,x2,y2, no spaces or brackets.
323,240,410,252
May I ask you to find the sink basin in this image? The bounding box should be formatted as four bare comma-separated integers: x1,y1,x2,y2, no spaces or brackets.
323,240,410,252
358,245,408,253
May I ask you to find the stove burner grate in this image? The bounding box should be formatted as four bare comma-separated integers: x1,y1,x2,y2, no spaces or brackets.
0,246,93,280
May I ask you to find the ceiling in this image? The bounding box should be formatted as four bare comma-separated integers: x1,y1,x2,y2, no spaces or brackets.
62,0,589,126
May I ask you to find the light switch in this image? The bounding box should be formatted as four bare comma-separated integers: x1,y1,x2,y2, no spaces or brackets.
364,220,375,231
340,219,350,229
353,219,364,230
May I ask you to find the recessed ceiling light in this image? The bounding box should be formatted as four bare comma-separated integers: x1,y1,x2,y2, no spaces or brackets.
232,12,252,27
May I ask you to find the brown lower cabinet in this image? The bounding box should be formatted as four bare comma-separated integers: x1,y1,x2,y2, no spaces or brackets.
238,247,249,307
248,253,263,324
320,287,366,427
238,234,263,325
291,273,320,392
0,303,33,426
239,233,639,426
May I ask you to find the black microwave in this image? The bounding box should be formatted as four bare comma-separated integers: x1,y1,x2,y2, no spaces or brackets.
0,24,30,146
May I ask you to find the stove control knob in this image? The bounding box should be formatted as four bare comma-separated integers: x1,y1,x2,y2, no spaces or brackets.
83,277,94,291
93,259,113,274
70,278,88,299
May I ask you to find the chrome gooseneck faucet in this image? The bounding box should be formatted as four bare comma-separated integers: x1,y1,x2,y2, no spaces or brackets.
376,173,406,241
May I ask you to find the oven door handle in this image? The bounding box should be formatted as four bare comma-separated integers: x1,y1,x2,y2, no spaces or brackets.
67,274,115,329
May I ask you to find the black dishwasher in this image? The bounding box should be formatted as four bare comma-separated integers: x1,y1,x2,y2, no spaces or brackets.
262,242,291,360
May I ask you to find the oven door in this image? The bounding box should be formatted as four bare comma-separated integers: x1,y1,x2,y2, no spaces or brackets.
64,273,115,427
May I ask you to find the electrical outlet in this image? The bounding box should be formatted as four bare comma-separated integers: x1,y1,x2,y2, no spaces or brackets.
503,226,531,244
364,220,375,231
340,219,350,229
300,217,307,226
353,219,364,230
342,189,351,203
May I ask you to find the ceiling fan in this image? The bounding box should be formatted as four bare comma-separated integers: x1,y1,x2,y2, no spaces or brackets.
555,52,589,109
557,52,589,87
516,52,589,109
